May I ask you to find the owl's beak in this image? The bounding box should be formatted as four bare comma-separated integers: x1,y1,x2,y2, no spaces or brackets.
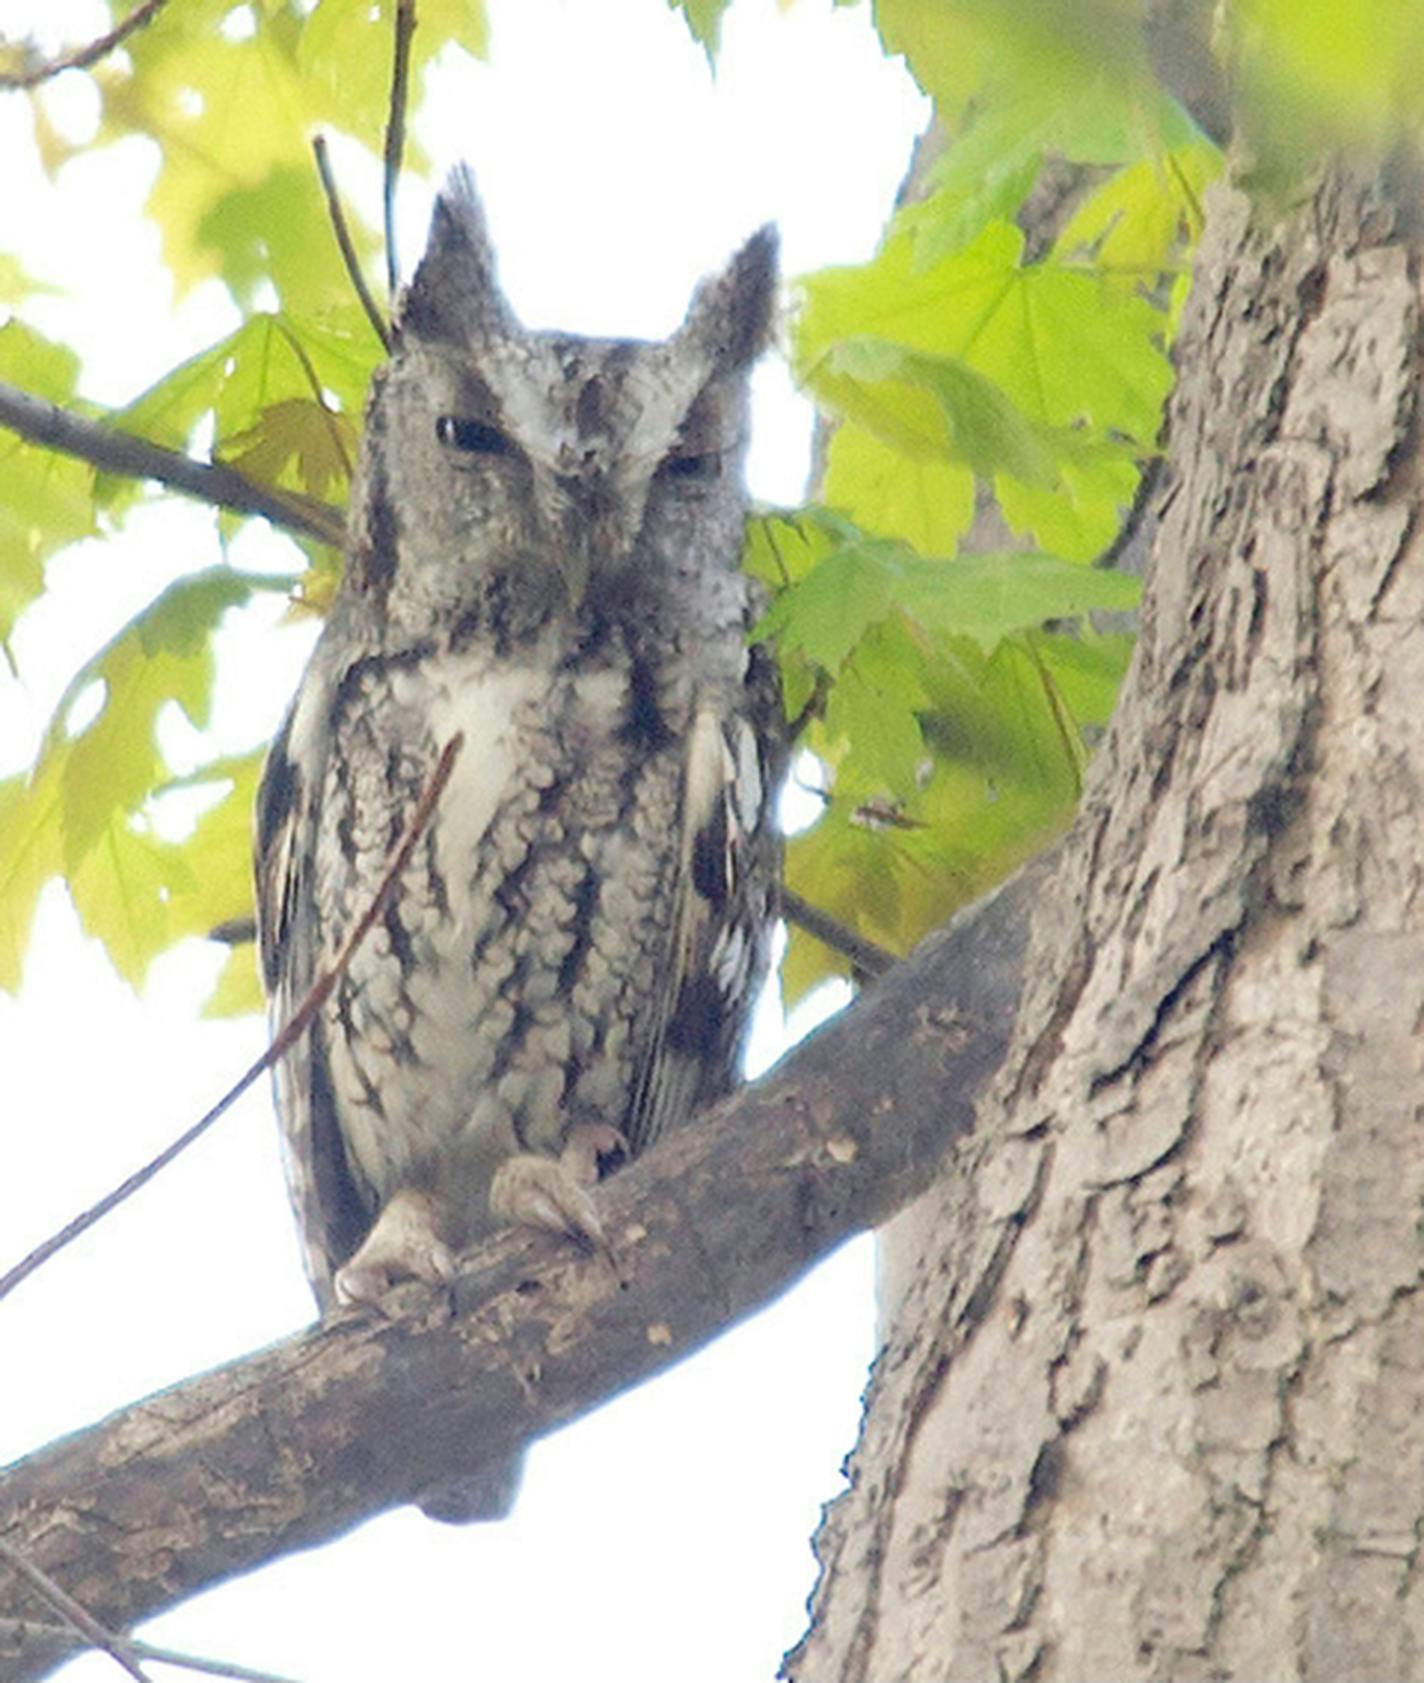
555,549,589,609
555,471,627,606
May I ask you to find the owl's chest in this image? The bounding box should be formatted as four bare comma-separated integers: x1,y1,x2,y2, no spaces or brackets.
317,643,689,947
314,642,693,1177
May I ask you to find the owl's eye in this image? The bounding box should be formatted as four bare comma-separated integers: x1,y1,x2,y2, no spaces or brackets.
663,451,720,481
436,415,511,456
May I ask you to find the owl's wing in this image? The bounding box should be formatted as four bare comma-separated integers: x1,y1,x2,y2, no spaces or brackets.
623,650,784,1156
254,696,368,1310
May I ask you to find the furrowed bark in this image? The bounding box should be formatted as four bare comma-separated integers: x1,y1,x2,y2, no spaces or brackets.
790,161,1424,1683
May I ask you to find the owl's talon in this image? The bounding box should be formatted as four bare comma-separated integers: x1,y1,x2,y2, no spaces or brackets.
560,1123,629,1188
332,1188,457,1307
490,1152,617,1270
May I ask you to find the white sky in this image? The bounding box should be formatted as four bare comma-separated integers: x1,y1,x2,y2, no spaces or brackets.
0,3,927,1678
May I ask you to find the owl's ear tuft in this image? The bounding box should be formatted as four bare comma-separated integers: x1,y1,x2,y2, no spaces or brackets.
396,167,517,347
681,224,778,372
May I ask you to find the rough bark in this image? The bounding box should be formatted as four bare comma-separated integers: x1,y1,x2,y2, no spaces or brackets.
789,160,1424,1683
0,852,1039,1681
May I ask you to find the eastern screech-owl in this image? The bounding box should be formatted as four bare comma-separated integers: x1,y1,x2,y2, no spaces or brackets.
254,172,784,1512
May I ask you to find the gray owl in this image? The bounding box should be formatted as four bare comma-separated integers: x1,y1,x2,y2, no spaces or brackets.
254,172,784,1511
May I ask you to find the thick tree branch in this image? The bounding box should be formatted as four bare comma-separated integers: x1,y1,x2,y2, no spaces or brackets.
0,381,345,548
0,851,1047,1681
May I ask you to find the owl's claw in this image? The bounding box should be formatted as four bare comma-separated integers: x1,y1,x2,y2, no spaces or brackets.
559,1122,629,1188
333,1188,457,1308
489,1143,621,1271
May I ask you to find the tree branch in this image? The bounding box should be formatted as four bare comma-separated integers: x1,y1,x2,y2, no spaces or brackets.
312,134,391,352
383,0,417,297
0,1540,151,1682
0,850,1049,1682
0,381,345,548
0,0,169,89
780,886,896,980
0,1620,300,1683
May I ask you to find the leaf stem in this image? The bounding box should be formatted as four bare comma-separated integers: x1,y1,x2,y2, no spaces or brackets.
274,308,358,475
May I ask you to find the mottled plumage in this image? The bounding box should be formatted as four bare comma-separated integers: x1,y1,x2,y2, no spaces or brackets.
254,174,783,1513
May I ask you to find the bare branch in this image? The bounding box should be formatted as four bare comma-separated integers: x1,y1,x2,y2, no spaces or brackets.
0,736,465,1309
383,0,417,296
780,886,896,981
786,669,830,742
0,1540,151,1681
0,851,1049,1682
0,0,168,89
312,134,391,352
115,1645,302,1683
0,380,345,547
208,918,257,945
0,1620,301,1683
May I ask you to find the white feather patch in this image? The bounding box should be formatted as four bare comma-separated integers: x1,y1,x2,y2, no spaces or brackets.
391,659,549,924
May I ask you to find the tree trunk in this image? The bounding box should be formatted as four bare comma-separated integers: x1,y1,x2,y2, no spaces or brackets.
789,158,1424,1682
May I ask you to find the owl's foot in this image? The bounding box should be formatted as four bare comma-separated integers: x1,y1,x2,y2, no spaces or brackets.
489,1129,625,1269
559,1122,628,1188
334,1188,457,1308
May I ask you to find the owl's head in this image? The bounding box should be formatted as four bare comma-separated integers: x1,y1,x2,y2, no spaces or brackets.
346,169,777,635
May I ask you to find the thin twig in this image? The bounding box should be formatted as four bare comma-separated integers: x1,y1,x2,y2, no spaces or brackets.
0,380,344,547
0,734,465,1308
312,134,391,352
0,1619,302,1683
383,0,417,297
786,669,830,742
0,1540,152,1681
209,917,257,945
0,0,168,89
116,1643,302,1683
781,886,896,981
